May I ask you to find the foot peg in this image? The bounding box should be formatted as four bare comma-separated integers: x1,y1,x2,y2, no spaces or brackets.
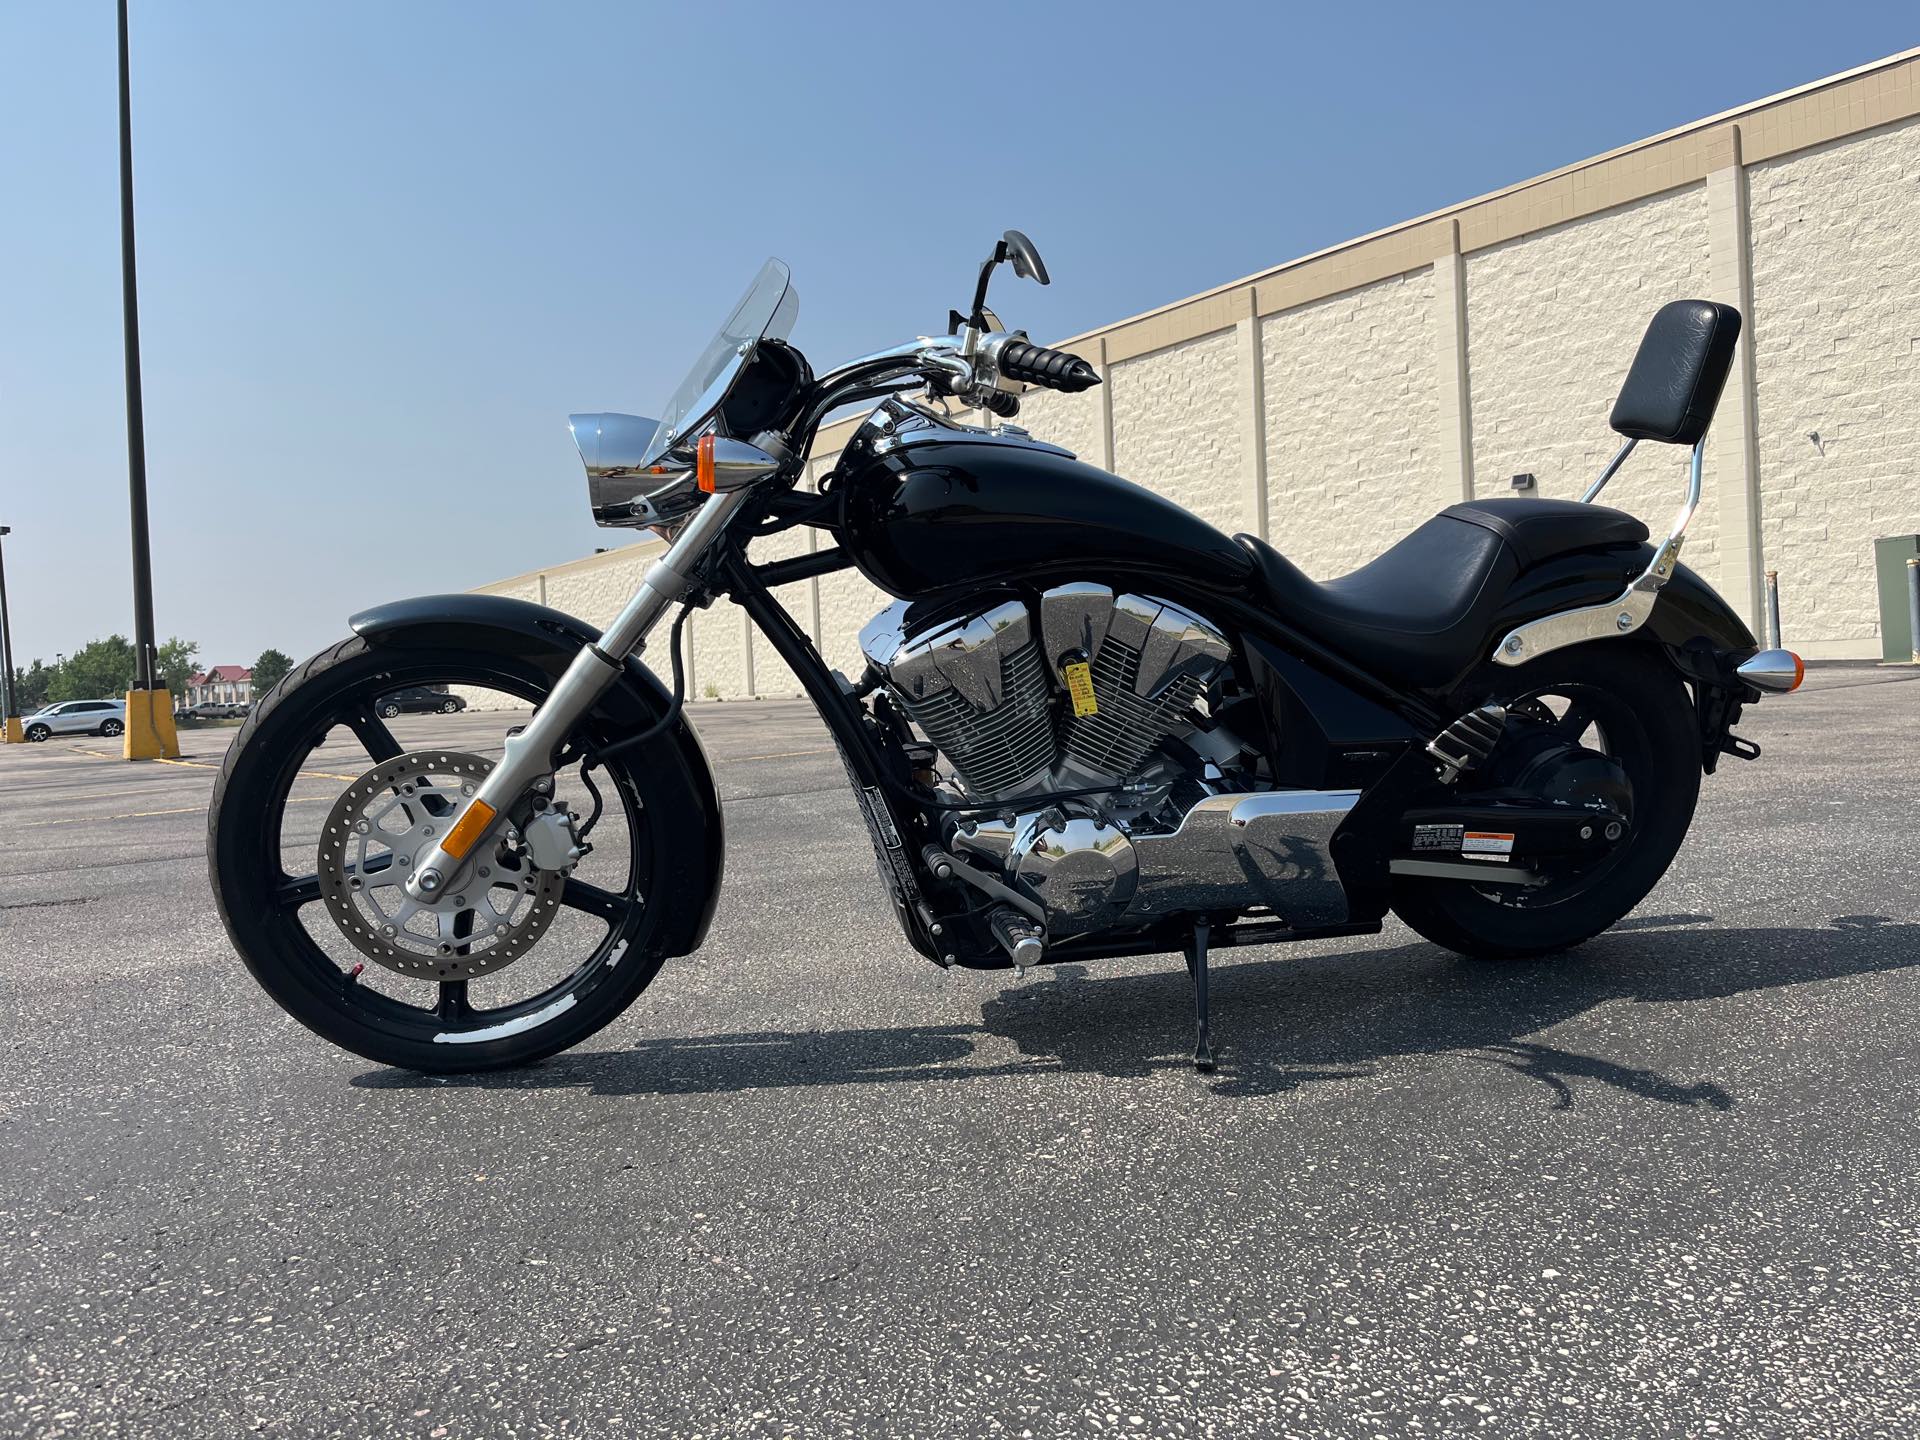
1426,704,1506,783
988,907,1044,975
1183,920,1215,1072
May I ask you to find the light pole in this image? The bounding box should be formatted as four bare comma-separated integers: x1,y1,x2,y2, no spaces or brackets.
115,0,177,758
0,526,19,743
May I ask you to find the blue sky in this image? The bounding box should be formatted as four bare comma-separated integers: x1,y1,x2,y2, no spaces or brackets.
1,2,1914,669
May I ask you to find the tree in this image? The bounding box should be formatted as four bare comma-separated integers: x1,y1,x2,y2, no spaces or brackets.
10,659,55,713
49,636,136,703
251,648,294,699
155,637,199,701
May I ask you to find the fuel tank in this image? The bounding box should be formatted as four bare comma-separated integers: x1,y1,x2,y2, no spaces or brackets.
834,400,1254,601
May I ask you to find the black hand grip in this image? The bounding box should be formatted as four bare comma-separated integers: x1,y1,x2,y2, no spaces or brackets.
997,341,1101,393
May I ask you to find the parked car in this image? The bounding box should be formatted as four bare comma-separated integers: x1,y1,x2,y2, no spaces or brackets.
22,699,126,741
376,687,466,717
176,702,240,722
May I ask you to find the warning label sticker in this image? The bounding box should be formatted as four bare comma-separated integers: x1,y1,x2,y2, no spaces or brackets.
1062,660,1099,718
1412,823,1464,852
1461,830,1516,863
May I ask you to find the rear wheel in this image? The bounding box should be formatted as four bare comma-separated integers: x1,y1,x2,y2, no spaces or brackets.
1391,643,1700,960
100,718,125,737
209,635,681,1072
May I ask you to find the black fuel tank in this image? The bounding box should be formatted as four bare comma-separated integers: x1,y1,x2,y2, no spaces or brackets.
835,405,1254,601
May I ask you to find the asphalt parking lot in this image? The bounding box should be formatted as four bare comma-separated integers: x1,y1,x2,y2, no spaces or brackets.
3,666,1918,1438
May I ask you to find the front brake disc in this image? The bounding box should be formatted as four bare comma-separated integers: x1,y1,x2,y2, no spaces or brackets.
316,750,564,981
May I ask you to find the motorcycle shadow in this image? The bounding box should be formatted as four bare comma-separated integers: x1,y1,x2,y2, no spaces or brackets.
354,915,1915,1108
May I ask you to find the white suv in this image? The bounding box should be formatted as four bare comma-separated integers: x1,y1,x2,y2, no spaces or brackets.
23,699,127,741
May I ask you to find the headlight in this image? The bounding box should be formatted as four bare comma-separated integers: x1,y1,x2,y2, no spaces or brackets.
568,412,705,529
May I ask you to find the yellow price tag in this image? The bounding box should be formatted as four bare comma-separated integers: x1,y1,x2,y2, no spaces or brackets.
1062,660,1099,717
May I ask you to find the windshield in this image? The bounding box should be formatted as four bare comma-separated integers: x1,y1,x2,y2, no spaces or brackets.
641,258,798,467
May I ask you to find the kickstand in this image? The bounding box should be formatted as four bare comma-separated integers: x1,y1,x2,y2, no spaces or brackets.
1183,920,1216,1073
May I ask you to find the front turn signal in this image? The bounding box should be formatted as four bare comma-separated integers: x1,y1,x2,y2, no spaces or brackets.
696,433,717,493
1736,649,1804,693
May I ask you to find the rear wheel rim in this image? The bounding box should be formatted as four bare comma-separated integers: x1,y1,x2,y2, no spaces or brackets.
1470,680,1648,911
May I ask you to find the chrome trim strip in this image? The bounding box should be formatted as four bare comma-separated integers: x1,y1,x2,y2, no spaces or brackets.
1493,437,1704,667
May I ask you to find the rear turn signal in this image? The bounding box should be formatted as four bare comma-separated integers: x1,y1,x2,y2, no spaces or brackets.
1736,648,1804,693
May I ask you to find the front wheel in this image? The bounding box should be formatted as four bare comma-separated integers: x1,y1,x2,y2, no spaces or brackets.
25,723,50,742
209,635,685,1072
1391,643,1701,960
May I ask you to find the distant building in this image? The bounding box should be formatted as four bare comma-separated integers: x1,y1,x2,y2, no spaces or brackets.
187,665,253,707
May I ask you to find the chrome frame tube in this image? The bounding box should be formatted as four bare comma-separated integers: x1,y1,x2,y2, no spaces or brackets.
1579,437,1638,503
401,488,754,900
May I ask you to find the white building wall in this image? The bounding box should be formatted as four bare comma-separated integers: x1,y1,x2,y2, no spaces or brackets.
1108,329,1244,535
1465,187,1721,586
1263,267,1443,574
1748,117,1920,654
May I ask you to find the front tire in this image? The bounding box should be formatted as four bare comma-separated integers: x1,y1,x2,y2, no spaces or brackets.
1391,643,1700,960
25,723,50,742
209,635,685,1072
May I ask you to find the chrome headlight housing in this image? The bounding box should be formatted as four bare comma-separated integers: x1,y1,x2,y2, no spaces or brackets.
568,412,703,529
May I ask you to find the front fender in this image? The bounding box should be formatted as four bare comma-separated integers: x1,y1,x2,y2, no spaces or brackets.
348,593,724,958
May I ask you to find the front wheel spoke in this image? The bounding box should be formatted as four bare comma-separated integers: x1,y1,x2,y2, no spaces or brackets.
561,877,631,922
345,709,403,763
274,873,321,908
436,980,471,1021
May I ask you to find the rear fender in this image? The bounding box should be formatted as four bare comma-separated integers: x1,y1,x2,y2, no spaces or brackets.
1485,548,1760,771
348,593,724,956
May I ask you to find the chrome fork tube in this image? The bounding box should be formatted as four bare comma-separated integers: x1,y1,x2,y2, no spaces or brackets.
401,488,753,901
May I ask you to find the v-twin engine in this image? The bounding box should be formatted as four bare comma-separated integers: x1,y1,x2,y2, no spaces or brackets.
859,585,1232,798
858,585,1356,943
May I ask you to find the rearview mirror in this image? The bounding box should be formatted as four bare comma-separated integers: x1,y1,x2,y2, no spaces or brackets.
1002,229,1050,286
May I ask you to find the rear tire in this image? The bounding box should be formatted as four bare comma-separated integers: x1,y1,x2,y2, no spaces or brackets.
101,719,125,737
1391,643,1700,961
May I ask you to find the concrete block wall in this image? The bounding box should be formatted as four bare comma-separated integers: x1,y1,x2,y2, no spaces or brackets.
1748,119,1920,652
1263,267,1442,576
475,54,1920,679
1465,187,1723,583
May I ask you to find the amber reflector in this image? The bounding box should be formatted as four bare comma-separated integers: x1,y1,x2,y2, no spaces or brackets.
441,799,497,860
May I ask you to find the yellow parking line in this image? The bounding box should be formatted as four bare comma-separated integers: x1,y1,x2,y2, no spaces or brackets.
723,746,836,762
13,795,332,828
61,743,357,783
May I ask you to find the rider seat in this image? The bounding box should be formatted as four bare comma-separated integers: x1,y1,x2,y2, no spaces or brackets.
1237,498,1648,687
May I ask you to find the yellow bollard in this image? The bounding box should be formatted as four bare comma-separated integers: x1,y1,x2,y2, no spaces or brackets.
123,688,180,760
3,715,21,744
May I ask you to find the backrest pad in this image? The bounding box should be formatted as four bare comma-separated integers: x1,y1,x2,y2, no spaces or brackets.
1609,299,1742,446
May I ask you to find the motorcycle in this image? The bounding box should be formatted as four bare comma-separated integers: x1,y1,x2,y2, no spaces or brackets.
210,232,1804,1073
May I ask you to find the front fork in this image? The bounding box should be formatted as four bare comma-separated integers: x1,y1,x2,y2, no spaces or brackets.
400,489,754,902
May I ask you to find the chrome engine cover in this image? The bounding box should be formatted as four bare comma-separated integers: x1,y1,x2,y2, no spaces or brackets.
860,586,1231,802
952,806,1138,936
864,586,1355,942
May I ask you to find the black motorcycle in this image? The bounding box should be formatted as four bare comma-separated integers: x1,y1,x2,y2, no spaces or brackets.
210,232,1803,1072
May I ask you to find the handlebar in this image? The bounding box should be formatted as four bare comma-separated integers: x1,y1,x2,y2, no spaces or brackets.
993,340,1101,393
